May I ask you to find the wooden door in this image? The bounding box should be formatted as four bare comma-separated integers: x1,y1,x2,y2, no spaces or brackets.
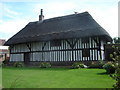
24,53,30,65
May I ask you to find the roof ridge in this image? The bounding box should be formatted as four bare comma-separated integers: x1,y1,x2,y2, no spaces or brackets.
39,11,89,22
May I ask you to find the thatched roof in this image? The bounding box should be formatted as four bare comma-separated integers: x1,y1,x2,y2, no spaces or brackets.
5,11,112,45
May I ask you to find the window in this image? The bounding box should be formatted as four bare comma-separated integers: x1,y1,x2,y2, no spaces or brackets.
82,49,90,57
82,38,89,43
50,39,61,47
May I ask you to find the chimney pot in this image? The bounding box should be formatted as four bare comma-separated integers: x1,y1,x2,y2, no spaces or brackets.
41,9,43,15
39,9,44,21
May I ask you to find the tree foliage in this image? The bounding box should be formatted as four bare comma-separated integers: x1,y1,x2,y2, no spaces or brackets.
110,45,120,89
113,37,120,44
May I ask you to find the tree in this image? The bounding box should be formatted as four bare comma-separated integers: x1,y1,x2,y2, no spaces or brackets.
110,45,120,89
113,37,120,44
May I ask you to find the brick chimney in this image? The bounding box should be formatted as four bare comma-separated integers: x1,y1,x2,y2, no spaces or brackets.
39,9,44,21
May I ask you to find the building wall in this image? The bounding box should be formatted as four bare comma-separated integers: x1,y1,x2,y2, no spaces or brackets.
10,54,23,61
0,39,6,46
0,49,9,61
0,39,9,61
10,37,106,62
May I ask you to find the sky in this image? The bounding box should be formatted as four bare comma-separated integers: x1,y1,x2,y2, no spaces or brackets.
0,0,119,40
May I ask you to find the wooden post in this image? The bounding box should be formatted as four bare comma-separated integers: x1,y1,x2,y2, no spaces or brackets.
98,38,102,60
42,42,47,61
26,43,31,52
66,39,78,61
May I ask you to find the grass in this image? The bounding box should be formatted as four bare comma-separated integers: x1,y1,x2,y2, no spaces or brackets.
2,67,116,88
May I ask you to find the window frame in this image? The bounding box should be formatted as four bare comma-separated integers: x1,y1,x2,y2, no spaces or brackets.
82,48,90,57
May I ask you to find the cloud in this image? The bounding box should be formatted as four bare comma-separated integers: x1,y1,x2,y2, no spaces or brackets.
0,0,118,40
1,3,22,20
33,1,77,19
0,19,28,33
1,0,119,3
4,8,20,16
1,0,40,2
33,0,118,37
0,2,36,39
0,19,29,40
88,7,118,37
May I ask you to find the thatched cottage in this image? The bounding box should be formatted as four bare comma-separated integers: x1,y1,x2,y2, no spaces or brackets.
5,9,112,65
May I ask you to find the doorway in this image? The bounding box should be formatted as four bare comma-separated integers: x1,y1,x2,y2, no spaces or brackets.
24,52,30,65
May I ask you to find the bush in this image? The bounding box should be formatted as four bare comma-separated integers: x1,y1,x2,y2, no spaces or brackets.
0,62,8,67
13,62,24,67
2,63,6,67
39,62,51,68
109,44,120,89
103,62,116,74
72,62,85,69
0,62,2,67
89,63,103,69
112,68,120,89
89,61,104,69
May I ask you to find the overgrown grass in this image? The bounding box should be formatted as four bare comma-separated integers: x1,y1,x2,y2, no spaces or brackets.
2,67,115,88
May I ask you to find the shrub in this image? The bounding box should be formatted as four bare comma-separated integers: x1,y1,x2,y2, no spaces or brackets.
1,62,7,67
72,62,85,69
88,61,104,69
0,62,2,67
89,62,104,69
112,68,120,89
98,59,105,68
109,44,120,89
39,62,51,68
103,62,116,74
89,63,104,69
13,62,24,67
2,63,5,67
79,64,85,68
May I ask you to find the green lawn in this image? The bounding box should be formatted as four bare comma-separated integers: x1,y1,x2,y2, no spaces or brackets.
2,67,115,88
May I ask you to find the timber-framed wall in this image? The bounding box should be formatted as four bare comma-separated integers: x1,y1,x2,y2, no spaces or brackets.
9,37,106,64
